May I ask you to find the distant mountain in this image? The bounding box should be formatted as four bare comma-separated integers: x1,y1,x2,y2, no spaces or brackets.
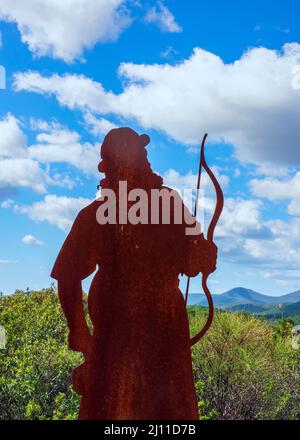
227,300,300,325
229,303,271,314
278,290,300,303
261,301,300,318
195,287,300,309
280,301,300,314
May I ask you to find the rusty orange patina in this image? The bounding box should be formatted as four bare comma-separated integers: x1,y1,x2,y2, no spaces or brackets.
51,127,218,420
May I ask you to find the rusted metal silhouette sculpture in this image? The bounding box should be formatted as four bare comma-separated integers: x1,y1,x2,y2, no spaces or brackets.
51,128,223,420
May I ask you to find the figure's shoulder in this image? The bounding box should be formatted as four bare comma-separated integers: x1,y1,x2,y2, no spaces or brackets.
75,199,103,224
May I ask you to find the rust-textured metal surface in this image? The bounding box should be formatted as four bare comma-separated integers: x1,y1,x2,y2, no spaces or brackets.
51,127,218,420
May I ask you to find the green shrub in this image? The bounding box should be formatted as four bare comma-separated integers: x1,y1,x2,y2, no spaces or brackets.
0,290,299,419
0,287,81,420
190,308,300,419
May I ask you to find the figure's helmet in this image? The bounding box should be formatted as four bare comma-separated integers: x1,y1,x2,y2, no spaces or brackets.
97,127,162,189
98,127,150,178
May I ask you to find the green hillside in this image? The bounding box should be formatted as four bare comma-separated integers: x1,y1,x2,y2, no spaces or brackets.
259,301,300,324
0,289,299,420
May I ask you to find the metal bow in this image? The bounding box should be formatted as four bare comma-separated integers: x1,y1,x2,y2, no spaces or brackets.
184,133,224,346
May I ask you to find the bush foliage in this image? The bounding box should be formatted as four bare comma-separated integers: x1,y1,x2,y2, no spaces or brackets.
0,289,299,419
190,307,300,419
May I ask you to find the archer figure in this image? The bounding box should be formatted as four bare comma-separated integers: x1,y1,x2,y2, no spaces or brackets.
51,127,221,420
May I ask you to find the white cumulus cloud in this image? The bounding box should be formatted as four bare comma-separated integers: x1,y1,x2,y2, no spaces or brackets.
145,1,182,33
17,194,91,231
250,172,300,215
0,157,48,193
163,168,229,195
0,114,49,193
0,113,27,158
0,0,131,62
0,114,68,192
0,113,101,193
83,113,117,137
14,43,300,166
241,218,300,271
28,125,100,175
215,199,300,273
22,234,43,246
1,198,14,208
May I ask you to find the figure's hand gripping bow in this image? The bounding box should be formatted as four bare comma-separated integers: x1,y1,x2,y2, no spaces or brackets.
184,134,224,347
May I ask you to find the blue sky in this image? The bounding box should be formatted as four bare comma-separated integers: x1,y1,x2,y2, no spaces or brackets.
0,0,300,296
